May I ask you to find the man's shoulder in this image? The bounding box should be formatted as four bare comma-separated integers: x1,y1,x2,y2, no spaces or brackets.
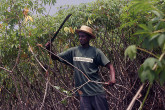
69,46,79,51
69,46,101,53
90,46,102,53
63,46,79,54
66,46,78,50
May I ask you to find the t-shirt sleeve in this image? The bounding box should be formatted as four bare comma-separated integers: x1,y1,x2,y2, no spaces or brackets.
57,48,73,64
96,49,110,66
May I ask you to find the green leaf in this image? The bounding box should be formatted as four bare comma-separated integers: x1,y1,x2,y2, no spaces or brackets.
159,70,165,86
138,65,144,74
138,24,149,31
139,69,149,83
143,57,162,70
54,86,60,90
151,10,163,19
28,1,33,7
62,89,70,94
163,43,165,51
158,34,165,47
151,17,160,23
148,21,153,31
149,34,160,49
147,70,155,84
150,34,160,41
142,37,152,49
139,68,155,83
124,45,137,60
61,99,67,106
134,30,150,35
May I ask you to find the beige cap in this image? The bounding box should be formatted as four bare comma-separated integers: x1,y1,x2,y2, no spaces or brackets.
75,25,95,39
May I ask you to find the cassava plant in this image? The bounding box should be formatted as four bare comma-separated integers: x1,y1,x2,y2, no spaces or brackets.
124,0,165,109
1,0,165,109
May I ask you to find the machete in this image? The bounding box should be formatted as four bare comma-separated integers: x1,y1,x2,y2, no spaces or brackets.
50,14,72,43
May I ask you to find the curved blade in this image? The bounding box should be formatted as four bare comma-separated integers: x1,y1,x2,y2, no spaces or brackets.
51,14,72,43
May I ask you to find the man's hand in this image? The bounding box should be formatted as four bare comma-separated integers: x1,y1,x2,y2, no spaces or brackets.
107,81,115,86
45,41,52,51
45,41,59,60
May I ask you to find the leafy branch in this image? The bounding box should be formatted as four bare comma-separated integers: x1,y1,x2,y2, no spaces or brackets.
125,0,165,109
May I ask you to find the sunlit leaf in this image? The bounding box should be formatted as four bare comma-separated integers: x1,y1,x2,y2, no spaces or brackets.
25,16,28,23
64,27,70,33
37,44,43,47
28,46,33,52
124,45,137,60
87,18,92,24
134,30,150,35
138,24,149,31
23,7,29,16
29,31,31,36
54,86,60,90
24,16,33,23
62,90,69,94
151,10,163,19
28,16,33,22
70,27,74,34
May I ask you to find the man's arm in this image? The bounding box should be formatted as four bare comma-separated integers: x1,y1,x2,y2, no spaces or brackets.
106,63,116,85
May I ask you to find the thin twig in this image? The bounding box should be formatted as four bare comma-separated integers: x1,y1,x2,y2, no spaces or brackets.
28,42,47,72
0,67,12,73
136,47,158,58
40,78,49,110
103,86,121,101
126,83,145,110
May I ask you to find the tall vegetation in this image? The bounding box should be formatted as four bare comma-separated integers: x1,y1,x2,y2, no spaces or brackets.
124,0,165,109
0,0,164,109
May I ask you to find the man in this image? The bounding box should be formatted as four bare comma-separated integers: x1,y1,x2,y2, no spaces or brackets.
45,25,115,110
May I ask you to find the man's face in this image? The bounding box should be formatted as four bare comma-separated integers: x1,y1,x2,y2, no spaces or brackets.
78,32,91,46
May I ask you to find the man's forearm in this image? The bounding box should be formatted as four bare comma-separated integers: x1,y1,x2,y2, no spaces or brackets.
50,52,59,60
106,63,116,84
109,64,115,83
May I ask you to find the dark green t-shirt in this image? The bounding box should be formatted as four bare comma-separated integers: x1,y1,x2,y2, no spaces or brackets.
57,46,110,96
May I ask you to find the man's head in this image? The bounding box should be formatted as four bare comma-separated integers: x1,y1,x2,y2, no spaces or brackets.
78,32,91,46
75,25,95,47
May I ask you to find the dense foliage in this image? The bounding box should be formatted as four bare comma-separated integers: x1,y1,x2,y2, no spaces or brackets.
0,0,164,109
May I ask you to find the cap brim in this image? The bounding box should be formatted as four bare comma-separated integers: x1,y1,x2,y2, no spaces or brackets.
75,29,95,39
